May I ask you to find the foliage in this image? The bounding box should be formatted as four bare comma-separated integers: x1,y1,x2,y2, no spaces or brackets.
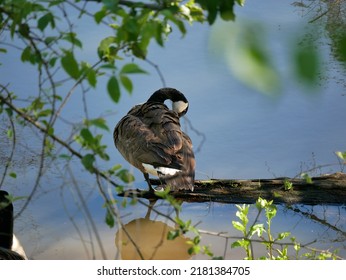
230,197,340,260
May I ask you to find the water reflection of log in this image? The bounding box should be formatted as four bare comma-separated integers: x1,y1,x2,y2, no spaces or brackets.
119,173,346,205
115,202,192,260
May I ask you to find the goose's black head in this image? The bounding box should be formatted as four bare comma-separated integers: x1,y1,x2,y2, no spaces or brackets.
147,87,189,117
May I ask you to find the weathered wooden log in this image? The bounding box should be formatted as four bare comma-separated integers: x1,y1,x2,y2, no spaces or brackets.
119,172,346,205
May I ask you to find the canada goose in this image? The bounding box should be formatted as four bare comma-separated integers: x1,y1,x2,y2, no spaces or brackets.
0,190,27,260
113,88,195,192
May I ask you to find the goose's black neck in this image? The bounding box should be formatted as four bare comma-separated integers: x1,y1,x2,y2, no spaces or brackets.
147,87,188,104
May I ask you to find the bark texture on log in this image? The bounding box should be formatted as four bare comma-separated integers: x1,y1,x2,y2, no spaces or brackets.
119,172,346,205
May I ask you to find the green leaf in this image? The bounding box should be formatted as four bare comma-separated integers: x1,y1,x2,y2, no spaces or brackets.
276,232,290,241
105,208,115,228
80,128,94,143
61,51,80,79
116,169,135,183
85,118,109,131
301,173,313,184
294,42,320,85
37,12,55,31
265,205,277,221
98,36,118,61
7,129,13,138
167,229,180,240
250,224,265,237
220,0,235,21
9,172,17,178
81,154,95,173
120,75,133,93
107,76,121,103
231,239,249,249
102,0,119,12
236,0,246,6
232,221,245,232
21,46,32,63
335,151,346,162
62,32,83,48
120,63,147,74
87,68,97,88
94,8,107,24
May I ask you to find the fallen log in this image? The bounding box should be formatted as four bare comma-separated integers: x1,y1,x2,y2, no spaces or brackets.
119,172,346,205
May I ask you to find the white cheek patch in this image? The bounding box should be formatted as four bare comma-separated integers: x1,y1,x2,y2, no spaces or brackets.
173,101,188,114
142,163,182,177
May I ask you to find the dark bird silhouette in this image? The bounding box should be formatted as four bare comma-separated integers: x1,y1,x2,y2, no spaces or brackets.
113,88,195,192
0,190,27,260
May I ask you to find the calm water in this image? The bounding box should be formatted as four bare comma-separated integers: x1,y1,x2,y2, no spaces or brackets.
0,0,345,259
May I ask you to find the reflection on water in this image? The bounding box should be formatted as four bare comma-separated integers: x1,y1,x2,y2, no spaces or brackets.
113,197,346,260
115,200,192,260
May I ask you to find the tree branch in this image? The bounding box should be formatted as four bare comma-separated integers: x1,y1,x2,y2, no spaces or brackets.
0,93,120,189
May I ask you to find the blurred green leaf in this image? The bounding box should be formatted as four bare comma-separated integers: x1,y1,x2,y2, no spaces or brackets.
335,151,346,162
87,69,97,88
61,51,80,79
105,208,115,228
294,42,320,86
81,154,95,173
120,63,147,74
116,169,135,183
62,32,83,48
37,12,55,31
211,22,280,95
85,118,109,131
120,75,133,93
80,128,94,143
220,0,235,21
107,76,121,103
98,36,118,61
167,229,180,240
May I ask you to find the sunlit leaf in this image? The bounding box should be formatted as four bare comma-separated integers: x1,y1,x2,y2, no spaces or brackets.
232,221,245,232
250,224,265,237
336,151,346,162
236,0,246,6
97,36,118,61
